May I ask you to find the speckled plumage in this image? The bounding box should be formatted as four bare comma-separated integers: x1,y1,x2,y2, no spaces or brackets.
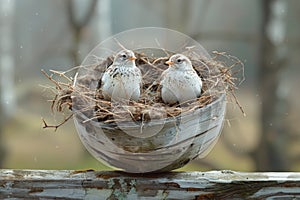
101,50,142,101
161,54,202,104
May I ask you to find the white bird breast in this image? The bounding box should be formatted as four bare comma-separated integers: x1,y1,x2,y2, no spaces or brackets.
161,69,202,104
101,66,141,101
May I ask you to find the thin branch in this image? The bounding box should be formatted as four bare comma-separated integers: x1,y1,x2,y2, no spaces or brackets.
49,69,73,82
42,114,73,131
228,89,246,117
41,69,62,90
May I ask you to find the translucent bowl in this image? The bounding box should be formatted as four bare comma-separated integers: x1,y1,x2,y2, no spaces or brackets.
72,28,226,173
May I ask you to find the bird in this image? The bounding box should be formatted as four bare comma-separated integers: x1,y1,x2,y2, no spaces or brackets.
160,54,202,104
101,49,142,102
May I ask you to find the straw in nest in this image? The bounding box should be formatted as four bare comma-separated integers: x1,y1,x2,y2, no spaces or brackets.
41,50,244,129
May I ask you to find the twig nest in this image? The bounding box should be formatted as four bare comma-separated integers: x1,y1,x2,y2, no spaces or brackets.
49,28,243,173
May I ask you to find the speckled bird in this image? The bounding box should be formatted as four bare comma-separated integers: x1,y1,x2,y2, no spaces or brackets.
101,49,142,101
160,54,202,104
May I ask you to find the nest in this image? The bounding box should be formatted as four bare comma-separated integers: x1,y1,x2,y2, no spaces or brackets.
42,50,244,129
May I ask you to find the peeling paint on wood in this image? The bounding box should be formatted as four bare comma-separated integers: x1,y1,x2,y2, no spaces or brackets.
1,170,300,199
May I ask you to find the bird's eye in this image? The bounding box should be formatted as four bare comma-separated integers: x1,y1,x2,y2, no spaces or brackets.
176,58,183,63
121,54,127,59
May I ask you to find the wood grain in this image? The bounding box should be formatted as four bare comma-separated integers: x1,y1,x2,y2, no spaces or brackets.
1,170,300,199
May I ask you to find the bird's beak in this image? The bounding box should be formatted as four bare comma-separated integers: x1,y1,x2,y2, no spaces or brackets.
165,61,174,65
128,56,136,61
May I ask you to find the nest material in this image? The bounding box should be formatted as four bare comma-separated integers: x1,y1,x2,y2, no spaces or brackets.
43,50,244,126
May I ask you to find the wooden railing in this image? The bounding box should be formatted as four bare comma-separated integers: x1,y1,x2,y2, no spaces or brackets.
1,170,300,199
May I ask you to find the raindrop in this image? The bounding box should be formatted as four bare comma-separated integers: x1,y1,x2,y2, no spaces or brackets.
269,123,273,127
20,45,23,49
35,12,39,16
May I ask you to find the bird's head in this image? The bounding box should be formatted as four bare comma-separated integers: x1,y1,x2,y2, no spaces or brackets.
114,49,136,66
165,54,192,70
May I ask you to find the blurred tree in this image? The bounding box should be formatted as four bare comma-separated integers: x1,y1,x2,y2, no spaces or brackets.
188,0,295,171
66,0,98,65
94,0,112,42
0,1,16,117
253,0,289,171
0,0,16,167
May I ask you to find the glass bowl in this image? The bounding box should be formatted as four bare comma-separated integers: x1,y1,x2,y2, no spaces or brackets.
72,27,226,173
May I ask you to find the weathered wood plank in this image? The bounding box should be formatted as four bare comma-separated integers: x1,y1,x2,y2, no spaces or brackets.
1,170,300,199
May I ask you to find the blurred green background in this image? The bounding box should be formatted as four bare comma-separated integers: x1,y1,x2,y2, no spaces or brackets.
0,0,299,172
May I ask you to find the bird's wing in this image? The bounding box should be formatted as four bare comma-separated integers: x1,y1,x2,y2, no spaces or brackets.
160,68,170,85
101,66,115,87
134,67,142,87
